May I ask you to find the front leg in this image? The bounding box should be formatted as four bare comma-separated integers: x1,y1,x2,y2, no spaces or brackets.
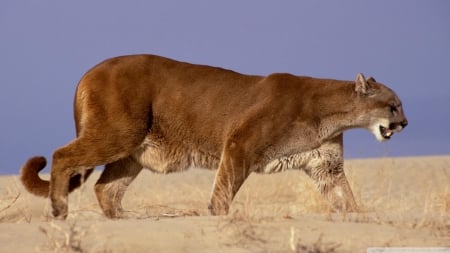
303,135,358,212
308,156,358,212
209,142,252,215
311,168,358,212
330,172,358,212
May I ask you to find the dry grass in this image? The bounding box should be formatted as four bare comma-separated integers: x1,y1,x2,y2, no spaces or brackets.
261,157,450,242
38,220,88,253
0,190,20,215
0,179,32,223
290,229,340,253
37,183,113,253
218,210,268,248
333,158,450,237
0,156,449,252
37,218,114,253
216,186,273,250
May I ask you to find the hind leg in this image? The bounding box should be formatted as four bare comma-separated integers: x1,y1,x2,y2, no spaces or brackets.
50,131,146,219
50,141,123,219
50,162,89,219
95,157,142,219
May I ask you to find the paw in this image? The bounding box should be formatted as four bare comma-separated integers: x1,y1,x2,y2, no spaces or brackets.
102,206,125,219
51,200,68,220
208,203,229,216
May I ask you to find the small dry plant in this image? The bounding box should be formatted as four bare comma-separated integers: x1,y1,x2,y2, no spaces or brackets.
220,209,268,247
37,181,91,253
0,189,20,217
220,204,266,244
38,175,111,253
217,185,271,249
38,220,89,253
289,228,340,253
128,204,200,219
0,179,33,223
298,180,332,214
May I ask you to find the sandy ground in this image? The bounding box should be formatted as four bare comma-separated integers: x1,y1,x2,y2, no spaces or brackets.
0,156,449,252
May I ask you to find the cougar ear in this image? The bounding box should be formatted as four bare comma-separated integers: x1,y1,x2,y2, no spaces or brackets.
355,73,373,96
367,76,376,82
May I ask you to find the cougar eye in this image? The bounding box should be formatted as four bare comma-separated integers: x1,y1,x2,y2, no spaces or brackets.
390,105,397,116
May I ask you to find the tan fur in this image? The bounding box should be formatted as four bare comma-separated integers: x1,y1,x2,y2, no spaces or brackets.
20,54,408,219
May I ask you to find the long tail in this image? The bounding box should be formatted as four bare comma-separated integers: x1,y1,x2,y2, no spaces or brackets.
20,156,94,197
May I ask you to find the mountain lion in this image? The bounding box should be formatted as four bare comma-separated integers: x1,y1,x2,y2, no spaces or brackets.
20,54,408,219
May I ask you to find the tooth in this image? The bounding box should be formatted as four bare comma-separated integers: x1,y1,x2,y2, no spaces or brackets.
386,131,393,137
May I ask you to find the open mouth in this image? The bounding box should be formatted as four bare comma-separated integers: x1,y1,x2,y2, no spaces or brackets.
379,125,394,140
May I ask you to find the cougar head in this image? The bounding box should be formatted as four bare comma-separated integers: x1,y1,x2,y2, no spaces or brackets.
354,73,408,142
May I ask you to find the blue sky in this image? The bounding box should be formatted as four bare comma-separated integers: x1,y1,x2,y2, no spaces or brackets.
1,1,449,174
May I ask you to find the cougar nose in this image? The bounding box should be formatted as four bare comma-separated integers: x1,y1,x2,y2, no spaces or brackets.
401,120,408,128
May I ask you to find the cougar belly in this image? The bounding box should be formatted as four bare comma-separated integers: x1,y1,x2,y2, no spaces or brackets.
261,138,343,174
132,134,220,173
